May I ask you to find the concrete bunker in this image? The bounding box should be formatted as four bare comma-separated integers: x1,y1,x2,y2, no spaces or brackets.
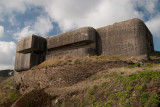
14,18,154,72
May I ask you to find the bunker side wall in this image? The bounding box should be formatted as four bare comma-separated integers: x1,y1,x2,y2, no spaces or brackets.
96,18,154,57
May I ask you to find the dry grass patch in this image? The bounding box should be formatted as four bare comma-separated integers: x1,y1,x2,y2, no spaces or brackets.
32,55,147,70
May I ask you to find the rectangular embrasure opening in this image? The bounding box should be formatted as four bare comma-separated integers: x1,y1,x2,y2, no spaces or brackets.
47,40,94,52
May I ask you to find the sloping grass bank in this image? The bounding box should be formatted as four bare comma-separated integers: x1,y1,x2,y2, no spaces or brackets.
40,66,159,107
0,77,20,107
1,51,160,107
3,68,160,107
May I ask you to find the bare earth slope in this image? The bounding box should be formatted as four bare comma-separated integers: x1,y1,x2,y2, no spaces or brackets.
14,56,147,94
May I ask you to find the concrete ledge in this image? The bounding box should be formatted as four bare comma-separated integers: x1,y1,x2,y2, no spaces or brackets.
47,27,96,49
16,34,47,53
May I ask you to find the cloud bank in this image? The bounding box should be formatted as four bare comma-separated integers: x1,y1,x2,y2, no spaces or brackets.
1,0,160,37
14,16,53,39
146,14,160,37
0,26,4,38
0,41,16,70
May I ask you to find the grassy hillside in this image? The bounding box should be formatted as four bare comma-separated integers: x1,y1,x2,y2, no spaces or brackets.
0,77,20,107
13,63,160,107
1,52,160,107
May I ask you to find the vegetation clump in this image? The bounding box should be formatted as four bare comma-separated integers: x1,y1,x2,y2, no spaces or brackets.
15,89,54,107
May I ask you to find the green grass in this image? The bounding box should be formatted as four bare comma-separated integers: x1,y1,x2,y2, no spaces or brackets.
59,70,160,107
127,62,160,69
88,85,98,95
143,63,154,68
126,63,141,68
0,77,20,106
104,70,160,106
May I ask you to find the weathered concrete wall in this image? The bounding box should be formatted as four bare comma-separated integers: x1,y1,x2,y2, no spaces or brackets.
46,48,96,59
16,35,46,53
15,35,46,72
14,18,154,72
15,53,31,71
96,18,154,56
15,52,46,72
47,27,96,49
46,27,97,59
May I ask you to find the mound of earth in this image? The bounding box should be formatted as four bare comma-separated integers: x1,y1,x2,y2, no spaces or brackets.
1,52,160,107
14,56,147,94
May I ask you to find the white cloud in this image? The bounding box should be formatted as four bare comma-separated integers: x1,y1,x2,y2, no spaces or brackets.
0,0,27,14
32,0,160,38
0,26,4,38
9,15,19,26
0,0,27,22
40,0,144,32
14,16,53,39
146,14,160,37
33,16,54,36
1,0,160,33
135,0,159,14
0,41,16,70
14,26,33,39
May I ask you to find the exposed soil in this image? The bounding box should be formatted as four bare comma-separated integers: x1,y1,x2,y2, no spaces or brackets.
14,60,132,94
15,89,53,107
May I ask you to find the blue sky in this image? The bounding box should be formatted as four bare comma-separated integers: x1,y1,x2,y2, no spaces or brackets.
0,0,160,70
